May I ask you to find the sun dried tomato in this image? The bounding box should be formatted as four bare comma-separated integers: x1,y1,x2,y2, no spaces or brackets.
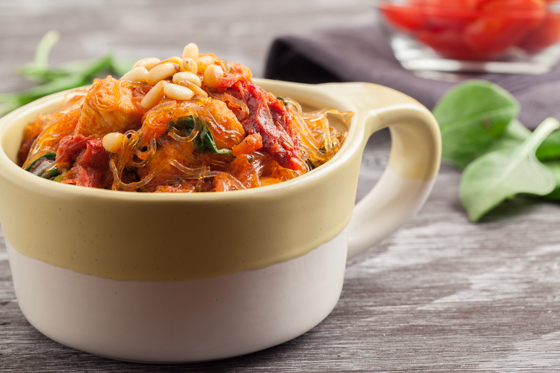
236,82,304,171
62,138,109,188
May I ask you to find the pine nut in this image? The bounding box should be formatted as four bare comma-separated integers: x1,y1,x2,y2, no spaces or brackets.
145,62,179,85
181,43,199,61
132,57,161,71
102,132,124,153
120,66,149,82
141,80,167,109
176,80,208,98
173,71,201,87
180,57,198,74
204,64,224,88
160,56,182,65
164,83,194,101
196,55,214,73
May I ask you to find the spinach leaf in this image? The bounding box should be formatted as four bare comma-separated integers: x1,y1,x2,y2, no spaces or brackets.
541,160,560,200
170,116,233,156
41,165,60,179
460,118,560,222
477,119,530,157
25,152,60,179
24,152,56,171
434,81,520,169
536,130,560,161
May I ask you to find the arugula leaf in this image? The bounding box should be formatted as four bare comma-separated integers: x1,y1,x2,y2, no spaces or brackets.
460,118,560,222
170,116,233,156
434,81,520,169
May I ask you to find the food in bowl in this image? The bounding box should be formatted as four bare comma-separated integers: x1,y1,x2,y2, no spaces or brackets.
378,0,560,60
18,43,351,192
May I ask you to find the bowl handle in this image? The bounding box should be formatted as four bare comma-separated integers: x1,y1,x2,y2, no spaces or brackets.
321,83,441,259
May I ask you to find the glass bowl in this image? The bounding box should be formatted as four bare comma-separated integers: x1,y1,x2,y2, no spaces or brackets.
374,0,560,74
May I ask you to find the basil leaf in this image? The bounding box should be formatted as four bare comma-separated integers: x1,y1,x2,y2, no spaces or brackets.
460,118,560,222
434,81,520,169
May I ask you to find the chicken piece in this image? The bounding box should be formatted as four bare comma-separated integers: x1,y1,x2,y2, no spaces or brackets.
75,76,144,137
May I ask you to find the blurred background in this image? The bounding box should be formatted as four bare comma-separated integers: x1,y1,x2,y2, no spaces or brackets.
0,0,372,92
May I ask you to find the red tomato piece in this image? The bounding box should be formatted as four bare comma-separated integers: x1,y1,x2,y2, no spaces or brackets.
382,4,426,33
423,0,482,29
238,83,304,171
62,139,110,188
463,0,546,55
56,134,88,170
417,29,488,59
518,12,560,53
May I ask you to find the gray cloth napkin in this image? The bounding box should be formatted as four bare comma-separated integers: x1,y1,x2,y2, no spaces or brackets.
264,25,560,129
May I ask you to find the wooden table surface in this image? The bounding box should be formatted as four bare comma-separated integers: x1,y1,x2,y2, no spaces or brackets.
2,1,560,371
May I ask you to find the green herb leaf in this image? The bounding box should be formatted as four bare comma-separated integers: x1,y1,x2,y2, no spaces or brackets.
434,81,520,169
170,115,233,155
41,165,60,179
2,31,131,116
276,96,289,107
460,117,560,222
110,58,135,78
536,130,560,161
477,119,530,157
18,30,60,82
541,160,560,200
24,152,56,171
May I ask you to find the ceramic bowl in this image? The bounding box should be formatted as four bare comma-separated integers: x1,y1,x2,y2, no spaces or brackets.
0,79,441,363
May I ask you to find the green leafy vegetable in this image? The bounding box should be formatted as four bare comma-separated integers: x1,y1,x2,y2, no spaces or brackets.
24,152,60,179
433,80,520,169
536,130,560,161
460,118,560,222
24,152,56,171
276,96,289,107
542,160,560,200
0,30,134,116
170,116,233,156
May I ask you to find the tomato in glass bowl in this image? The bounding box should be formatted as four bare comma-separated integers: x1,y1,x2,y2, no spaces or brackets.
377,0,560,60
